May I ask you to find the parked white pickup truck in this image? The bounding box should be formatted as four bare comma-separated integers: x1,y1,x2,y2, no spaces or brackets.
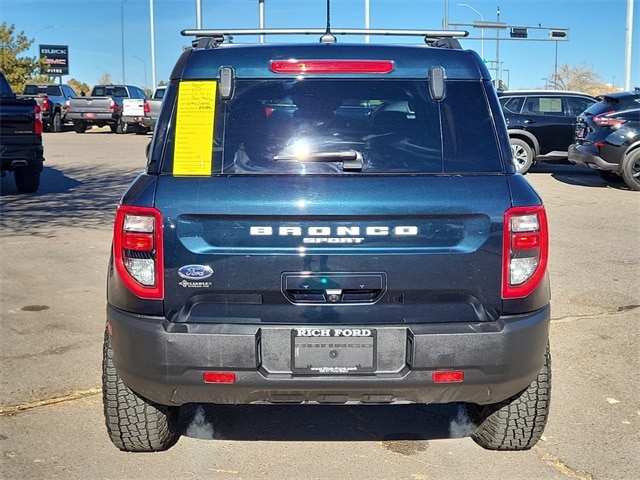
120,86,165,135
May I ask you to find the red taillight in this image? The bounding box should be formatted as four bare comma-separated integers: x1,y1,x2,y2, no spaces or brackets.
143,100,151,115
34,105,43,135
41,95,50,111
502,205,549,299
593,111,627,127
203,372,236,384
433,371,464,383
113,205,164,299
109,98,116,112
270,59,394,74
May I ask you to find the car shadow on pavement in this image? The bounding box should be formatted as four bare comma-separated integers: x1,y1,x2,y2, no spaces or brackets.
180,402,470,442
527,162,630,190
1,164,140,236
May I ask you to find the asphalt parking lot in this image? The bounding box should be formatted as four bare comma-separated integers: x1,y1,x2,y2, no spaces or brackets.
1,129,638,480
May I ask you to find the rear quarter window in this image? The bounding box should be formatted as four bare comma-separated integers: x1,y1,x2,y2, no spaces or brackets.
159,78,503,176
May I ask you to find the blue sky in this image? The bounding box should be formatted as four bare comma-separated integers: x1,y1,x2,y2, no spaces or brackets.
2,0,638,91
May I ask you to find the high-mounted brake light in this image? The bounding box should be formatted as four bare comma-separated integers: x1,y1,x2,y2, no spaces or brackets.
502,205,549,299
593,111,627,127
270,59,394,74
33,105,43,135
113,205,164,299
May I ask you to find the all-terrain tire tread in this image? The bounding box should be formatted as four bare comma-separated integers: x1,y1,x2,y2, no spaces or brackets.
102,326,180,452
471,345,551,451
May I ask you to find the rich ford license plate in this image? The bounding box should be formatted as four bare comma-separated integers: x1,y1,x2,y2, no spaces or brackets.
292,328,376,374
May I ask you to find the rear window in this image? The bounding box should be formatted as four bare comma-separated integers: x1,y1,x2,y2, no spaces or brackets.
161,79,502,175
45,86,62,96
24,85,47,95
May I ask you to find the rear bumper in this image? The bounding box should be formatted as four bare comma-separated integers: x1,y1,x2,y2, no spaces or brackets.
107,303,550,407
0,144,45,170
568,144,619,171
120,115,154,128
67,112,117,123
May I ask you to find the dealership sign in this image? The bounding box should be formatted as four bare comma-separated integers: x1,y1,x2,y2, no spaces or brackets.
39,45,69,75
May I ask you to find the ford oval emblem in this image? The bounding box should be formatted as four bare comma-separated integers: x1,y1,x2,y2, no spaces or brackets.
178,265,214,280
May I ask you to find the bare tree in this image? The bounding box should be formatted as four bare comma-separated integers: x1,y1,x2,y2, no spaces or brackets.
551,64,614,96
97,71,113,85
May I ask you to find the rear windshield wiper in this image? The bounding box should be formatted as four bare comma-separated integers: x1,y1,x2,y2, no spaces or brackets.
274,150,363,171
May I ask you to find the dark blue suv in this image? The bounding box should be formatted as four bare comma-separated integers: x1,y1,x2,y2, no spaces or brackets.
102,29,551,452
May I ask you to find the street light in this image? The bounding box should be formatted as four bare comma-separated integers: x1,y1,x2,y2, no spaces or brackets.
32,25,58,57
133,55,147,90
121,0,127,84
457,3,484,59
150,0,156,89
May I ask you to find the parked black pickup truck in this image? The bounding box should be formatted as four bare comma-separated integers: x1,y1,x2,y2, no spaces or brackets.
20,83,78,132
67,84,147,133
0,72,45,193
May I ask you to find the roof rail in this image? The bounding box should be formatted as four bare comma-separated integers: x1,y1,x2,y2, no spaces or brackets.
182,28,468,48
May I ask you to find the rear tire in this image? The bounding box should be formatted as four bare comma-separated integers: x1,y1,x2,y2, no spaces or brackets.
14,167,41,193
510,138,535,174
470,344,551,451
114,118,129,134
621,150,640,191
102,325,181,452
51,111,63,132
73,120,87,133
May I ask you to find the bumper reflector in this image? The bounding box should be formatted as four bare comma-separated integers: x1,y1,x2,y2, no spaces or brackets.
203,372,236,384
433,371,464,383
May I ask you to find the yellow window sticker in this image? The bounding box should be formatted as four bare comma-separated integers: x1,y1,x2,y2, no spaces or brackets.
173,81,217,175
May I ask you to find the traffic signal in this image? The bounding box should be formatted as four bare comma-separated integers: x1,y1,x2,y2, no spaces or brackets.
510,28,528,38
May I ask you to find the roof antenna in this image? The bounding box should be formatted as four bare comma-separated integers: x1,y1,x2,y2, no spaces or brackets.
320,0,337,43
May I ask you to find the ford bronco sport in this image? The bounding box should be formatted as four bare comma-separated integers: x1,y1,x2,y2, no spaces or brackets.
103,26,551,453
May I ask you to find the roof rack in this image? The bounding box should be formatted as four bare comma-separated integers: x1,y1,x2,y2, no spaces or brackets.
181,28,468,48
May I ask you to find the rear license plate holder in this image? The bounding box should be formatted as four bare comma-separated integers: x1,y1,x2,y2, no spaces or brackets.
292,328,376,374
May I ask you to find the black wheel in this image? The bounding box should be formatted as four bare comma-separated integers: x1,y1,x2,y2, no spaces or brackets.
73,120,87,133
621,150,640,191
114,118,129,134
470,344,551,451
14,167,41,193
102,325,181,452
597,169,624,184
51,111,63,132
510,138,535,174
135,125,150,135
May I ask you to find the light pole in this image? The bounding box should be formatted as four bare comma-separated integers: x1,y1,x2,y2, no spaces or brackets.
133,55,147,91
457,3,484,59
121,0,127,84
444,0,450,29
553,40,559,89
495,5,501,86
150,0,156,89
365,0,370,43
259,0,265,44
